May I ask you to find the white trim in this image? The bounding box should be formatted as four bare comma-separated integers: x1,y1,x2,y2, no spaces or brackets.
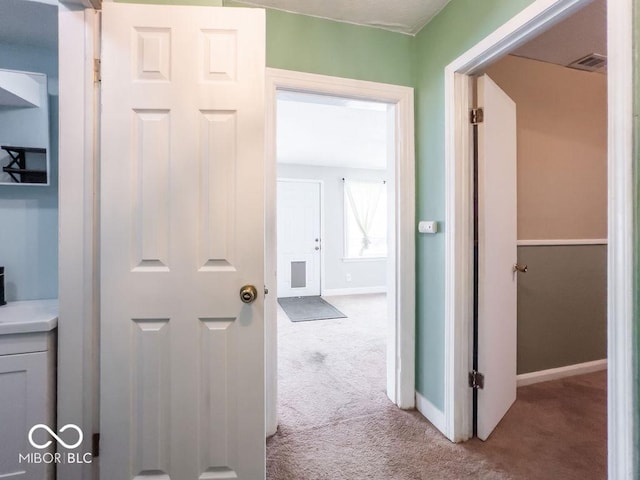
322,286,387,297
517,239,608,246
606,0,636,478
265,68,416,437
516,359,608,387
446,0,589,75
416,392,446,435
57,4,99,480
443,71,475,443
443,2,633,466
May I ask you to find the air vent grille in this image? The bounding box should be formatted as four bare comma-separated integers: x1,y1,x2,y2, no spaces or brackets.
567,53,607,72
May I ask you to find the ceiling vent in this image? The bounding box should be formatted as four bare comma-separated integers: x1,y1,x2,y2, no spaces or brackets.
567,53,607,72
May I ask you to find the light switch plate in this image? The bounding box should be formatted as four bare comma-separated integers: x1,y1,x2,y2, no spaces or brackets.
418,220,438,234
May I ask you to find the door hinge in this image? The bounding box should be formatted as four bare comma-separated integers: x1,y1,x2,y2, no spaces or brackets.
468,370,485,389
94,59,101,83
92,433,100,457
470,108,484,124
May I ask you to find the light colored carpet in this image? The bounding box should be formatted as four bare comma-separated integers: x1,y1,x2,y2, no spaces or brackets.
267,293,607,480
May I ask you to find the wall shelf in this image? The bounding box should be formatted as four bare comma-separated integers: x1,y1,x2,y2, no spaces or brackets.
1,145,47,183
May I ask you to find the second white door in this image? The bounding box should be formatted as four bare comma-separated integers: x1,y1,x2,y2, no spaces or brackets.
476,74,518,441
277,180,321,297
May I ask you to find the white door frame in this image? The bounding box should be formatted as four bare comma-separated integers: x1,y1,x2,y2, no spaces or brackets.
58,3,100,480
265,68,416,435
276,177,324,297
443,0,635,477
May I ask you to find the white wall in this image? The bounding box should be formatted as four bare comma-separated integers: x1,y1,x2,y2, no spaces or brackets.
278,163,387,293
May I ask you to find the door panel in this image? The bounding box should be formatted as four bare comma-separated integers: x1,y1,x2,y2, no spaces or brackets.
476,74,518,441
100,4,265,479
276,181,321,297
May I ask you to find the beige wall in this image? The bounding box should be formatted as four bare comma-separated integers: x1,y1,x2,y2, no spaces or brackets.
486,55,607,240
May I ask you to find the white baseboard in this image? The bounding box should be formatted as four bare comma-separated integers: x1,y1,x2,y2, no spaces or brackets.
322,286,386,296
415,391,446,434
517,359,608,387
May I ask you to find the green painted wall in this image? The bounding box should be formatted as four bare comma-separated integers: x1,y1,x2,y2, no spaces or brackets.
263,8,412,86
412,0,535,409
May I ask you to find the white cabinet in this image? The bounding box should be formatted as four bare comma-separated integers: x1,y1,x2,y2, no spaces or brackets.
0,300,57,479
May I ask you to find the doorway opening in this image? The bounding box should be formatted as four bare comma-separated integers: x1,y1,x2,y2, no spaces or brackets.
467,2,608,468
443,0,632,475
264,69,416,438
273,91,393,447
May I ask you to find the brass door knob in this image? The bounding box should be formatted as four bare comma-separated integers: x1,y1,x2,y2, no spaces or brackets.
240,285,258,304
513,264,528,273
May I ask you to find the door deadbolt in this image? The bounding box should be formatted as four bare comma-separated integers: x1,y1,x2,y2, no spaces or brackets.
240,285,258,304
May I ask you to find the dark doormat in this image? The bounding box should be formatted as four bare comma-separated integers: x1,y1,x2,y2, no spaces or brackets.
277,296,347,322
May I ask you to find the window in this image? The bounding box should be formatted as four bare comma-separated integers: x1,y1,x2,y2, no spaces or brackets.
344,179,387,259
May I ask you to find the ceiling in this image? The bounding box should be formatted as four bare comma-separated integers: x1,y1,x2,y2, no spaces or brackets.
277,91,389,170
232,0,452,35
0,0,57,51
511,0,606,70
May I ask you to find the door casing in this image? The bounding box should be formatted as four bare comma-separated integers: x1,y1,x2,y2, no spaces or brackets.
442,1,636,479
265,68,416,436
58,5,100,480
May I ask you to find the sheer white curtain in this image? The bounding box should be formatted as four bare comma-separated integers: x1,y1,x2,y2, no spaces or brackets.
344,179,385,256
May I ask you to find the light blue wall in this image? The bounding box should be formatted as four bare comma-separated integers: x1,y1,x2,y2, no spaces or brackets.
0,43,58,301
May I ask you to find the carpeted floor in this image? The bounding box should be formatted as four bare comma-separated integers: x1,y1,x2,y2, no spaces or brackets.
267,293,607,480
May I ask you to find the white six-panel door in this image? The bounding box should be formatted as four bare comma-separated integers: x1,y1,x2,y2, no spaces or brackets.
276,180,321,297
476,74,518,441
100,4,265,479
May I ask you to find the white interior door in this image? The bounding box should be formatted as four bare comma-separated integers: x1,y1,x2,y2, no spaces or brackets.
276,180,321,297
476,74,518,441
100,4,265,479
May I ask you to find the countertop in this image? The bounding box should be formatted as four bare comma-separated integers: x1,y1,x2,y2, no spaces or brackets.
0,299,58,334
